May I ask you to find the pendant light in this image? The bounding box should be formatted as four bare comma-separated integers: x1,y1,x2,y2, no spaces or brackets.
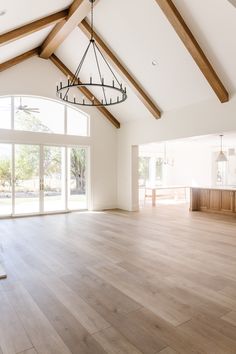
216,135,228,162
56,0,127,107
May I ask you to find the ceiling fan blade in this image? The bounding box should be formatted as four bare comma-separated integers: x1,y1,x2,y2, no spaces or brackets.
17,106,40,113
26,108,40,113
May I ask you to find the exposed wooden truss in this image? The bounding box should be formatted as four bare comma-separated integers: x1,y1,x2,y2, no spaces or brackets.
0,1,120,128
40,0,94,59
50,54,120,128
79,20,162,119
227,0,236,8
0,263,7,279
0,11,67,47
155,0,229,103
0,0,230,129
0,48,39,72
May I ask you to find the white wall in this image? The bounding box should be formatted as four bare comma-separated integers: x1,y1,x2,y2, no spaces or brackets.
139,143,212,187
167,144,212,187
2,56,236,212
118,94,236,210
0,56,117,210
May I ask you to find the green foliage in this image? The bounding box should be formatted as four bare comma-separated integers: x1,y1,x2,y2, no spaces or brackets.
15,145,39,182
0,159,11,187
70,148,86,192
139,157,149,180
15,111,51,133
44,147,61,176
0,111,86,193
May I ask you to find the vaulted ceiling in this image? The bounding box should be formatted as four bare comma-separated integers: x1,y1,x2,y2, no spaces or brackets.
0,0,235,127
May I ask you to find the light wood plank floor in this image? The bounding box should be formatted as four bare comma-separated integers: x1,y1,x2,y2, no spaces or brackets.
1,204,236,354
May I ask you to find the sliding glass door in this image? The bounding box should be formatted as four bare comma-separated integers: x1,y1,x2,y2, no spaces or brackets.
68,147,87,210
14,144,40,215
0,143,88,217
43,146,66,212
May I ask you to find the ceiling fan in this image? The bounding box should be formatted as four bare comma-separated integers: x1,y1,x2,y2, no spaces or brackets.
16,98,40,114
0,98,40,114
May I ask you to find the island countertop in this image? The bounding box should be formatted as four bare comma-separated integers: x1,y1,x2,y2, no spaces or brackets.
190,186,236,191
190,187,236,216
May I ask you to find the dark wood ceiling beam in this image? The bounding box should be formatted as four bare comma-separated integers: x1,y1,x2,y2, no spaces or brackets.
0,11,68,47
155,0,229,103
40,0,94,59
50,54,120,128
227,0,236,8
79,19,162,119
0,48,39,72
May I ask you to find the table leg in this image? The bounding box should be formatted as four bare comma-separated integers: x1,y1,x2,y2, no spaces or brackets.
152,189,156,206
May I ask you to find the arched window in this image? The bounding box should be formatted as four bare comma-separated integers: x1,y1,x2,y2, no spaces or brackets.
0,96,89,137
0,96,90,216
0,97,11,129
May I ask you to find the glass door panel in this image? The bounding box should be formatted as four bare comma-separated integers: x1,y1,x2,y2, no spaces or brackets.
68,147,87,210
0,144,88,217
43,146,65,212
15,144,40,214
0,144,12,216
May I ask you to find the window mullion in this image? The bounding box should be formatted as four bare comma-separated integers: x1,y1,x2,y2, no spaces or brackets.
65,105,67,135
11,96,14,130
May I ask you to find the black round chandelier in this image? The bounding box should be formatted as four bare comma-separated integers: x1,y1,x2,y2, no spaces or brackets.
57,0,127,107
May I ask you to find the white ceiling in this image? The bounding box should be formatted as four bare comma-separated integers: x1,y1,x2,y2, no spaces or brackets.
55,28,153,123
0,26,54,63
140,131,236,154
173,0,236,93
184,132,236,147
0,0,72,34
56,0,236,118
90,0,214,112
0,0,236,123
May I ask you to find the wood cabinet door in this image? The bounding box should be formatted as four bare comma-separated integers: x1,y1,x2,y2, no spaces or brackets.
209,190,221,210
199,189,209,210
221,191,234,212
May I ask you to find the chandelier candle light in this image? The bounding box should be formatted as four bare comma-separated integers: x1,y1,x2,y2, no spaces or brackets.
57,0,127,107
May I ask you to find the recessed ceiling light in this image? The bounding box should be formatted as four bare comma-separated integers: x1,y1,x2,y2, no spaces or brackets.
152,60,158,66
0,10,6,16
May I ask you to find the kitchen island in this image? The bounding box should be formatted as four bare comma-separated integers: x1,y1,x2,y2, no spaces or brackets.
190,186,236,216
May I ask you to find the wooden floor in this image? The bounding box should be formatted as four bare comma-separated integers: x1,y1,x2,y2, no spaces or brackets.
1,204,236,354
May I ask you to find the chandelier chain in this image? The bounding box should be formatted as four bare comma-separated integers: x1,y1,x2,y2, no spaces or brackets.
56,0,127,107
63,41,92,100
73,41,92,83
92,41,108,104
90,0,94,40
94,42,122,88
